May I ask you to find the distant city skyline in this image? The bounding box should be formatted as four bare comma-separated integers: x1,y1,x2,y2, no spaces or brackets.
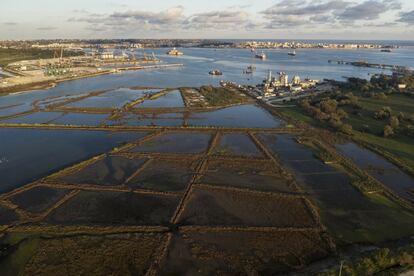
1,0,414,40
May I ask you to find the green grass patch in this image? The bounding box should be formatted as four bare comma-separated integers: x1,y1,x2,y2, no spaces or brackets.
321,192,414,245
278,106,319,125
358,93,414,115
198,86,249,107
0,235,39,276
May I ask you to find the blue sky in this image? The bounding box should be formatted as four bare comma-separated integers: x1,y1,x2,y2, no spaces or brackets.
1,0,414,40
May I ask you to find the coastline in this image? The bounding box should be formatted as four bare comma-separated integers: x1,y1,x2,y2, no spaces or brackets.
0,63,183,96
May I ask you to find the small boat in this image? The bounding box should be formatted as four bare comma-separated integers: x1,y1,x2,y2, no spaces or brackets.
166,47,184,56
288,50,296,56
255,51,266,60
381,49,392,53
209,69,222,76
243,65,256,74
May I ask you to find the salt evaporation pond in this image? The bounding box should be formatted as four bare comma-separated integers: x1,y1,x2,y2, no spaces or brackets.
336,143,414,203
0,128,149,193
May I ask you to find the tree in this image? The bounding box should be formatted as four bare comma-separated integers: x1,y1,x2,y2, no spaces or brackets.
340,124,353,135
375,92,387,100
383,106,392,114
383,125,394,137
314,110,329,121
337,108,348,119
300,99,311,110
374,107,392,120
328,117,343,129
389,116,399,129
320,99,338,114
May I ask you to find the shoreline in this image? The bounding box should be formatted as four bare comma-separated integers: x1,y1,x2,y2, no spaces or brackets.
0,63,183,96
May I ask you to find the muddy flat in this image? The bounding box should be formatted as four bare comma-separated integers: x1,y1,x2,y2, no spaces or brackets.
44,191,180,226
177,186,317,227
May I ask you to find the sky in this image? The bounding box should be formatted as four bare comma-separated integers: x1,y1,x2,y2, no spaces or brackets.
1,0,414,40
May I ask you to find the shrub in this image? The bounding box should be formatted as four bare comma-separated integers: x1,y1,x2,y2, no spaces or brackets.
375,92,388,100
328,117,343,129
340,124,353,135
374,107,392,120
337,108,348,119
389,116,400,129
383,125,394,137
320,99,338,114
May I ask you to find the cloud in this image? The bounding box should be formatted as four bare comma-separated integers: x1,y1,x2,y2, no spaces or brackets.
263,0,350,16
62,1,408,36
85,25,106,32
262,0,402,28
184,11,251,29
72,9,89,14
36,27,58,31
398,10,414,24
110,6,185,26
262,0,349,27
69,6,260,33
337,0,401,21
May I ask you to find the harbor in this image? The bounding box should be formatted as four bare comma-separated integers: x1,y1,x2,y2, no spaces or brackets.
0,49,183,95
0,41,414,276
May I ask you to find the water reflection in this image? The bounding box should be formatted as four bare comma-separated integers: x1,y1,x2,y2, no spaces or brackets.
0,128,148,193
336,143,414,203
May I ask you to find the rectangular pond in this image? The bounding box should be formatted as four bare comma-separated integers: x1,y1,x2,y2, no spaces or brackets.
336,143,414,203
109,113,184,127
51,113,110,126
188,104,284,128
0,128,149,194
258,133,414,242
130,132,212,154
0,103,33,118
0,112,64,125
65,88,161,109
212,133,264,157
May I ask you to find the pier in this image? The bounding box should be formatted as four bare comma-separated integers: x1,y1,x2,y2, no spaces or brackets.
328,59,411,72
113,63,183,72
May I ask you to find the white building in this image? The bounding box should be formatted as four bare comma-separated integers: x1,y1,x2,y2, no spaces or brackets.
398,83,407,90
292,75,301,85
100,52,114,60
279,72,289,87
290,86,303,93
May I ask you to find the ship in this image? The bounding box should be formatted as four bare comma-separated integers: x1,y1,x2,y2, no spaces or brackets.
209,69,223,76
255,51,266,60
288,50,296,56
380,49,392,53
166,47,184,56
243,65,256,74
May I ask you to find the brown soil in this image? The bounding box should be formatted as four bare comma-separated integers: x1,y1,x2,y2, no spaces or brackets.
177,186,317,227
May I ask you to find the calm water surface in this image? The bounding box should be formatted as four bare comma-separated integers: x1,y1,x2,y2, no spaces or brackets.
336,143,414,203
0,129,148,193
1,47,413,113
1,47,414,194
